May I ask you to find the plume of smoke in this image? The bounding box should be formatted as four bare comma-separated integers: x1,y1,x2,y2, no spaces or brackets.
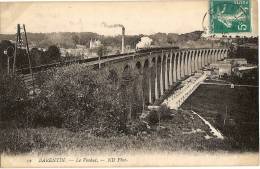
102,22,125,29
136,37,153,49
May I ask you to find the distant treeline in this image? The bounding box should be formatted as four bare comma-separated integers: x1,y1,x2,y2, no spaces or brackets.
0,31,205,49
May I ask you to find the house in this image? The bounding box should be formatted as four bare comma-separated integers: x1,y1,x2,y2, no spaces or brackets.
89,39,102,49
210,62,232,77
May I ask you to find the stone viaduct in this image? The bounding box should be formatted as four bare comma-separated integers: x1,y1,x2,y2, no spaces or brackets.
103,48,229,106
21,47,229,109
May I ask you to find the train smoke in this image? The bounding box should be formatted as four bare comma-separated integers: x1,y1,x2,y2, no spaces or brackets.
102,22,125,29
102,22,125,53
136,37,153,49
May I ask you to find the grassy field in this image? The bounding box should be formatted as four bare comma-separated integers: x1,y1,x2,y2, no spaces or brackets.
181,84,259,152
0,110,233,155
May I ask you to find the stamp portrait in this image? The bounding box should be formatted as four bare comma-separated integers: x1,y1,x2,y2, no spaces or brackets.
210,0,251,33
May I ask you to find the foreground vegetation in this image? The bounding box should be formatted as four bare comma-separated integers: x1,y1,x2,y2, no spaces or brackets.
0,63,235,154
182,84,259,152
1,63,143,135
5,63,259,154
0,110,232,154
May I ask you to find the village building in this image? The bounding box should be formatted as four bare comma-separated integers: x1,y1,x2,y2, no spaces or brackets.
210,61,232,77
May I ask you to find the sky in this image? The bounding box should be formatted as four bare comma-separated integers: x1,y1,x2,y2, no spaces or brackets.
0,0,258,36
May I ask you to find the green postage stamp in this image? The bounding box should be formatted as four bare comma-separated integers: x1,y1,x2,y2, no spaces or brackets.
210,0,251,33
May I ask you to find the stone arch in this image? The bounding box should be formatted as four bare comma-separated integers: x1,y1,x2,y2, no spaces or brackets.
161,53,167,94
157,55,163,97
142,59,150,105
220,49,224,59
130,61,144,118
180,51,185,78
203,49,207,64
106,67,120,87
166,52,171,88
206,49,210,64
191,50,195,73
135,61,142,70
215,49,218,61
224,49,228,58
221,49,225,59
183,51,187,76
187,50,192,75
168,51,173,86
172,52,177,82
201,49,205,67
134,61,142,77
185,51,189,75
214,49,218,62
151,57,157,102
176,52,181,80
217,49,221,60
201,50,205,67
122,64,131,78
212,49,216,62
186,51,189,75
210,49,214,63
201,50,204,67
151,57,156,66
204,49,208,66
143,59,149,70
164,52,169,91
194,50,198,71
198,50,202,69
132,61,142,77
120,64,134,120
203,49,207,65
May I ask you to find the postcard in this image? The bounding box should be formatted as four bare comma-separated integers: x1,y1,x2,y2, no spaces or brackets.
0,0,259,167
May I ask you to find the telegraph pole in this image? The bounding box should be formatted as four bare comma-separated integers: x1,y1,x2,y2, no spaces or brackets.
12,24,20,74
23,24,35,93
12,24,35,93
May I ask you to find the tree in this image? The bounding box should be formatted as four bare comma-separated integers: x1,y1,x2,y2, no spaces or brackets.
45,45,61,64
15,48,28,69
0,74,28,123
72,34,80,45
89,44,109,57
30,48,44,66
97,45,106,57
34,64,129,135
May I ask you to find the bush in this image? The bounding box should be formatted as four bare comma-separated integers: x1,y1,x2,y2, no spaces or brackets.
147,110,159,125
158,104,173,121
28,64,141,136
0,62,144,136
125,120,150,136
0,74,29,124
147,105,173,125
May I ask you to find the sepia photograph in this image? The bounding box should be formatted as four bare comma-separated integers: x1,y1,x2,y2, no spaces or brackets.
0,0,259,167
